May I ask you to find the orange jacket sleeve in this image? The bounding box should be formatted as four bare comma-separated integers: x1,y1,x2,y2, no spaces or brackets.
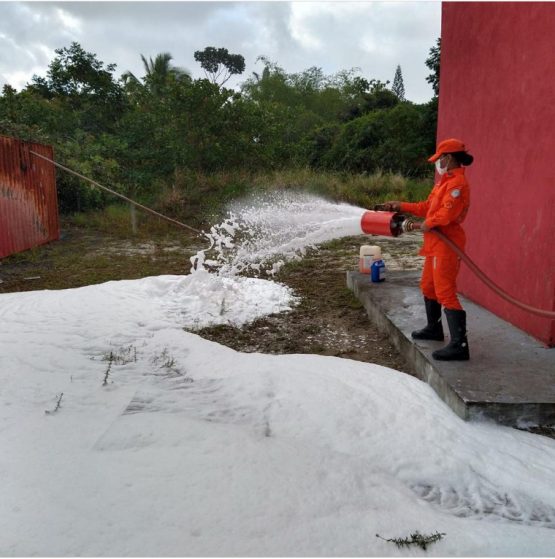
424,187,465,228
400,194,432,218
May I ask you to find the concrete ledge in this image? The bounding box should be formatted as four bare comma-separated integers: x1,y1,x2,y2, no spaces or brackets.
347,270,555,427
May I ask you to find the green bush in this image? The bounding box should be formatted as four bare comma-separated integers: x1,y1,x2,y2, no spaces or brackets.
306,102,435,177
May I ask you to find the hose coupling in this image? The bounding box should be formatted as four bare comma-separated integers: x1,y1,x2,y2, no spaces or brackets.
401,218,420,233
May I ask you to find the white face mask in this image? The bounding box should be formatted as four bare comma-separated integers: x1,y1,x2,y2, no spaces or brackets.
435,158,447,175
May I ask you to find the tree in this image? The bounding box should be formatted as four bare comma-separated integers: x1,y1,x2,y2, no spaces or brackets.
359,79,398,113
392,65,405,101
29,42,122,101
122,52,190,96
425,38,441,96
340,75,370,98
0,93,51,144
26,42,125,133
194,47,245,86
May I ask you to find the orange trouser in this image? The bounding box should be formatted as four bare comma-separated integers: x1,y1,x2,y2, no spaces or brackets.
420,254,463,311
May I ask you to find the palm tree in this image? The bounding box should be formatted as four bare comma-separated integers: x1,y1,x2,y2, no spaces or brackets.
123,52,190,95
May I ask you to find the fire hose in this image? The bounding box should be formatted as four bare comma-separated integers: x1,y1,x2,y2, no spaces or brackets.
361,208,555,320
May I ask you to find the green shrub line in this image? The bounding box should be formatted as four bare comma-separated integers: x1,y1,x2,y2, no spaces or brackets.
67,168,433,236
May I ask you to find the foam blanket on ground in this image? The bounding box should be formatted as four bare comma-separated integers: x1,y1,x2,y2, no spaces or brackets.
1,273,555,556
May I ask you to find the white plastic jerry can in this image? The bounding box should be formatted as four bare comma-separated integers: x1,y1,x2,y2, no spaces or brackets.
359,245,382,274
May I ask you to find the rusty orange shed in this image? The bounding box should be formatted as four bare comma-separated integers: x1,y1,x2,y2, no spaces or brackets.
0,135,60,258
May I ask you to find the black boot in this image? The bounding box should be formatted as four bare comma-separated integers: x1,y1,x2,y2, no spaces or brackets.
411,297,444,341
432,309,470,361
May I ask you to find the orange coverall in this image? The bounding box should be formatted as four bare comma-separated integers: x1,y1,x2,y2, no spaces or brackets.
400,167,470,310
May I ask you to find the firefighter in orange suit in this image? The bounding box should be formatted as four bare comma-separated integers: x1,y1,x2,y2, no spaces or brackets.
382,138,474,361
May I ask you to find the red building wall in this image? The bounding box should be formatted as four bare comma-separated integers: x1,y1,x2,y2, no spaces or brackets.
438,2,555,346
0,136,59,258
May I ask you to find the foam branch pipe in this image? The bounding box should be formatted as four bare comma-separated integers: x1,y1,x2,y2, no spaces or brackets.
361,209,555,320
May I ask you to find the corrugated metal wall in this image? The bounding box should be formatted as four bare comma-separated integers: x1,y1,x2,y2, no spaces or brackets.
0,135,59,258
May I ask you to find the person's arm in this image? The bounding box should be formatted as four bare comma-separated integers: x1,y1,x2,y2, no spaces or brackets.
400,199,430,218
382,188,433,217
399,186,436,218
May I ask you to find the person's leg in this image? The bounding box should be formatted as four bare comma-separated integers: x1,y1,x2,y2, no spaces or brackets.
419,256,436,301
433,253,462,311
432,255,469,360
412,257,444,341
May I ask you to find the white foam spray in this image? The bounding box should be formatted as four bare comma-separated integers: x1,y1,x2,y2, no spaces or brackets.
191,191,366,277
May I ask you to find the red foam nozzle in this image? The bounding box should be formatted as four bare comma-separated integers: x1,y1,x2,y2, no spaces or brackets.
360,210,404,237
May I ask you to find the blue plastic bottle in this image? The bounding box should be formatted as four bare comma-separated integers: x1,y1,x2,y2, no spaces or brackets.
370,259,386,283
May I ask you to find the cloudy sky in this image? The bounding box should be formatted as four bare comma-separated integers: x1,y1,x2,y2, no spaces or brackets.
0,1,441,103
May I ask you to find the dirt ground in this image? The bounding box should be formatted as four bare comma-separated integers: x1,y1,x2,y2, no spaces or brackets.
0,219,423,373
198,233,424,372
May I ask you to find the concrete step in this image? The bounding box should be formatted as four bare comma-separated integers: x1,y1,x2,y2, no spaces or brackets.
347,270,555,428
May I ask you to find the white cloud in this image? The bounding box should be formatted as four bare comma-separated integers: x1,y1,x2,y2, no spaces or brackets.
0,1,441,102
288,3,325,51
55,7,82,33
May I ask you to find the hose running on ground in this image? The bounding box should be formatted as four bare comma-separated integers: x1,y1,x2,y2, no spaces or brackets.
29,151,202,235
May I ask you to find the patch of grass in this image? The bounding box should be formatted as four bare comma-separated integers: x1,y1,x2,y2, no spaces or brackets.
405,179,434,202
337,288,364,310
68,203,198,241
150,348,191,379
102,344,138,365
151,348,176,370
2,246,44,264
376,531,446,551
245,168,432,211
71,204,130,235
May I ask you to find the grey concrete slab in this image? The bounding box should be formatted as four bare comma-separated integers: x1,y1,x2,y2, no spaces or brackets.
347,270,555,427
